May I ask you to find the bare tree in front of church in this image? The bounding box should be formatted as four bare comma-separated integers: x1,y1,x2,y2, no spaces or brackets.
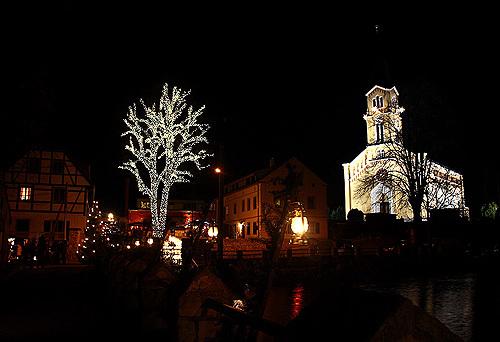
355,113,464,222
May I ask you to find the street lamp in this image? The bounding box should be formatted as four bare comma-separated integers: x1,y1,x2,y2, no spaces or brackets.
208,225,219,239
289,202,308,244
237,221,244,238
215,167,224,261
291,215,308,235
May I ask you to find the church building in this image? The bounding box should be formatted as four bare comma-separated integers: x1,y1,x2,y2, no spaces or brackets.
343,85,467,221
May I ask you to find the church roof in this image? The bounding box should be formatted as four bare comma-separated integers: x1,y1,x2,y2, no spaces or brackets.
365,85,399,97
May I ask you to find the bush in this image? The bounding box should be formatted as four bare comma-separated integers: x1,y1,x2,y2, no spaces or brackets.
347,208,364,223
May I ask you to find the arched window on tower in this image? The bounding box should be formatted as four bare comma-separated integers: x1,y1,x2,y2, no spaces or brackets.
376,96,384,108
372,98,377,108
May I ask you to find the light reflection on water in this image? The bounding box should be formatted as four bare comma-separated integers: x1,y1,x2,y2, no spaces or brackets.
289,284,305,320
269,272,499,341
360,274,476,341
264,283,313,326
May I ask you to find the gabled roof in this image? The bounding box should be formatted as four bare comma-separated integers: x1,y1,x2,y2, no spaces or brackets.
262,157,327,186
223,157,327,194
3,148,92,185
365,85,399,97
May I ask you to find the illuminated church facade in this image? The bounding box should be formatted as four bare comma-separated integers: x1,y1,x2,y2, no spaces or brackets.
342,85,467,221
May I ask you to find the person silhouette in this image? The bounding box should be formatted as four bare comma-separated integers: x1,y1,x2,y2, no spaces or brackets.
37,235,47,268
61,240,67,264
24,239,36,269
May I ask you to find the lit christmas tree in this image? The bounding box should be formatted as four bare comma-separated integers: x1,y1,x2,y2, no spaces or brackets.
100,212,126,250
77,200,102,263
119,83,211,239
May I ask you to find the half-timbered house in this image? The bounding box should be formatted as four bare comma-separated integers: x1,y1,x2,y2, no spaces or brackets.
2,149,92,263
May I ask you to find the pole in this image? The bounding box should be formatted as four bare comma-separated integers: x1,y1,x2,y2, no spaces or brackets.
216,141,224,263
217,170,224,262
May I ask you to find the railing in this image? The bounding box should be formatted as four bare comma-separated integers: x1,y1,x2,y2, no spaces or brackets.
211,246,394,260
222,249,267,260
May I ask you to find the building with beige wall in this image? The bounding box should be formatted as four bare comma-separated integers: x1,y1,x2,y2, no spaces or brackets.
343,86,466,221
2,150,92,261
223,157,328,241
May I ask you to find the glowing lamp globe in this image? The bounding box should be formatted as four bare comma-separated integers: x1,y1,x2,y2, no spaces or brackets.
291,216,309,235
208,226,218,238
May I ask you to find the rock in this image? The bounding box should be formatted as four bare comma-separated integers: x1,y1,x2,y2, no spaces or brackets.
177,267,239,342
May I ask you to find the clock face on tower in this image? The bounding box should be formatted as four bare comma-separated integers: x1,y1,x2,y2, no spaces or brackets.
391,96,398,107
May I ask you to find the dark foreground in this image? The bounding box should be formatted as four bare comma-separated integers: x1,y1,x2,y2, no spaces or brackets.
2,255,495,341
0,265,153,342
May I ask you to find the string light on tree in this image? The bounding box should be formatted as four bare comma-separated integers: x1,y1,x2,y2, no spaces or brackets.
119,83,212,239
78,200,102,263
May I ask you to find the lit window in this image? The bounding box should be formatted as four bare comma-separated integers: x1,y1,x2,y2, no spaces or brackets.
20,187,32,201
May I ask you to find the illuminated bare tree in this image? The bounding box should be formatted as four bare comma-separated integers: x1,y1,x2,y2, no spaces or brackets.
119,83,211,238
355,113,464,222
424,165,465,216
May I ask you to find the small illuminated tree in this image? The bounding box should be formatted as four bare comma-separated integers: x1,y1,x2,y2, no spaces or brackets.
119,83,211,239
79,200,102,263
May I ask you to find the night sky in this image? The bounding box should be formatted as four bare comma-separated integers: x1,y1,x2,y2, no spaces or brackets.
2,5,499,217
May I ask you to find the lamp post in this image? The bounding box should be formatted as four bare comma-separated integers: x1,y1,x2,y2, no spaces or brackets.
215,167,224,262
237,221,244,239
289,202,308,244
208,225,218,240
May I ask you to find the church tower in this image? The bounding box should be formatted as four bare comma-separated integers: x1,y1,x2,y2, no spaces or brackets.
363,85,404,147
